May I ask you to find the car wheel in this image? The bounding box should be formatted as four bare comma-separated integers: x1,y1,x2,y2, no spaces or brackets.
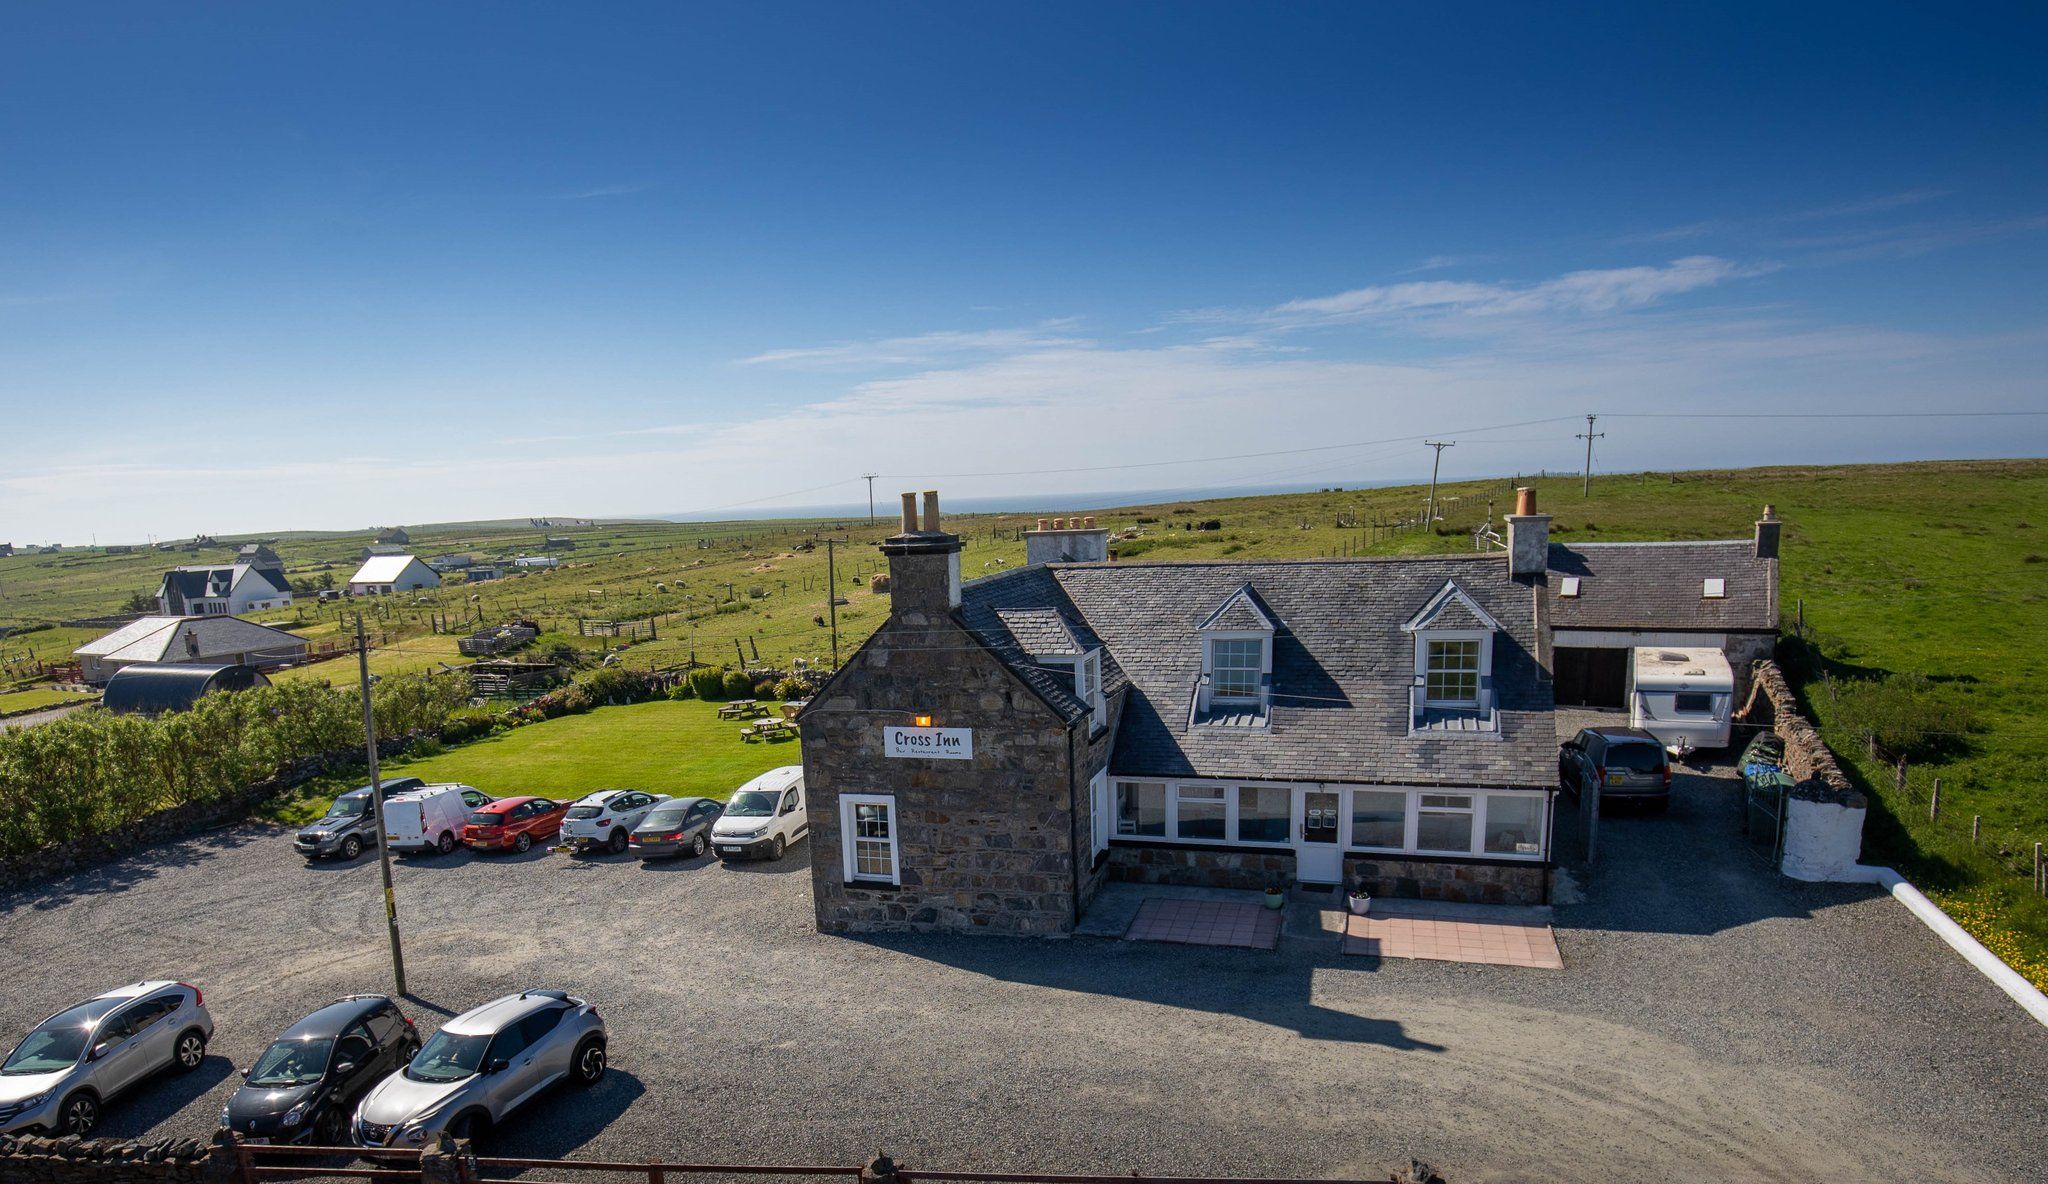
514,832,533,853
174,1028,207,1071
571,1038,606,1086
689,832,708,858
608,828,628,854
400,1034,422,1063
437,831,456,855
449,1110,491,1147
339,835,363,860
769,834,786,861
313,1105,347,1146
59,1092,98,1137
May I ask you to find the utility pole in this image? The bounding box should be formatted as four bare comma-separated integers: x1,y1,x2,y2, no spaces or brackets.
353,614,407,997
826,539,840,669
1423,441,1454,525
1576,414,1604,497
863,474,879,526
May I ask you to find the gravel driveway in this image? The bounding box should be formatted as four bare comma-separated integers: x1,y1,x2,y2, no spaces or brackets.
3,763,2044,1184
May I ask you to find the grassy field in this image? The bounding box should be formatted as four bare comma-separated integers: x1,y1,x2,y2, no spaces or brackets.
9,458,2048,980
0,686,98,715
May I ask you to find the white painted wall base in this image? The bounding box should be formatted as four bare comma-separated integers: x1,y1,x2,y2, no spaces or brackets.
1781,796,1868,882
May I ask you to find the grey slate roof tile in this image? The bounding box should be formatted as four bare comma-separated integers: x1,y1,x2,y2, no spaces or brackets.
1546,541,1775,631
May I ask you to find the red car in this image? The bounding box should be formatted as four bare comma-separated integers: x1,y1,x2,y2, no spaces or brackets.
461,796,568,853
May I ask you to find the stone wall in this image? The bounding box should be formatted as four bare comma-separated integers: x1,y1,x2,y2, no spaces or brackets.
0,1135,232,1184
803,608,1082,936
1344,855,1547,905
1106,843,1294,890
1737,659,1864,806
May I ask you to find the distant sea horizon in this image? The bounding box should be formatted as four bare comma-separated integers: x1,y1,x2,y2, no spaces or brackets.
647,475,1445,524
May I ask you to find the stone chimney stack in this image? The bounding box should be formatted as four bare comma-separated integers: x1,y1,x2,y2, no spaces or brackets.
1505,486,1551,578
1024,513,1112,565
1754,504,1781,560
881,489,962,619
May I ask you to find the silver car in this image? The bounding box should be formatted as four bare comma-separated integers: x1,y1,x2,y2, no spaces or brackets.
0,981,213,1137
352,990,605,1148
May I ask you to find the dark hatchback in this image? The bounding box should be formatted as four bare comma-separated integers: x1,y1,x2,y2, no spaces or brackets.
220,995,419,1145
1559,727,1673,811
628,796,725,860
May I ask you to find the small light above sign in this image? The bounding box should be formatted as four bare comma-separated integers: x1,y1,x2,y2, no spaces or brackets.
913,714,933,728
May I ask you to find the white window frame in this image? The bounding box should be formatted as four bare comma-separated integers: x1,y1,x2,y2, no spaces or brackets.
1414,792,1477,854
839,794,900,886
1170,783,1229,842
1106,781,1550,863
1088,769,1110,857
1204,632,1270,703
1346,787,1412,853
1415,629,1492,708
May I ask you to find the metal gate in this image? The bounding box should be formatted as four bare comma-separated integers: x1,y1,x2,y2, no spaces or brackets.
1737,728,1792,869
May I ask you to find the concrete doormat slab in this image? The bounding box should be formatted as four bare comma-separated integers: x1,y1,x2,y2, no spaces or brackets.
1342,912,1564,969
1125,897,1282,949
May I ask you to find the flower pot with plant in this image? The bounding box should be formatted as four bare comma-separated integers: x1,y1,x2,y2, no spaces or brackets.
1346,885,1372,916
1262,885,1286,910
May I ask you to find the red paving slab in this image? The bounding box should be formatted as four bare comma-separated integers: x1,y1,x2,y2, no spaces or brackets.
1125,898,1282,950
1341,912,1563,969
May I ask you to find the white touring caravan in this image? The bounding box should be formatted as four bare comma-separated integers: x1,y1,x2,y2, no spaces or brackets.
1630,647,1735,755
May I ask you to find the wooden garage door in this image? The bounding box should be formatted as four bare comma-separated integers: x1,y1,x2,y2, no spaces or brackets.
1554,647,1627,708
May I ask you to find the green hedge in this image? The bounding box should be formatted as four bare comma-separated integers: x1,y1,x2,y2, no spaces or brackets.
0,671,469,861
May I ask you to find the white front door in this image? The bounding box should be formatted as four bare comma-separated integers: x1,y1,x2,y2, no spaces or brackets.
1295,788,1344,884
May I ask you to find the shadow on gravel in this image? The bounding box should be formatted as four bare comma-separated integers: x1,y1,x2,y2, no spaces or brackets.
5,826,271,913
714,853,810,877
859,933,1441,1052
94,1054,235,1140
485,1069,647,1165
633,852,719,872
400,993,460,1019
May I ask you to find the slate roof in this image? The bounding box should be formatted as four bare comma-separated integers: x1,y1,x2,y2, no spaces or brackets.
958,556,1555,789
956,566,1123,722
1546,541,1775,632
74,616,306,664
1402,580,1503,633
1198,584,1276,632
994,608,1085,657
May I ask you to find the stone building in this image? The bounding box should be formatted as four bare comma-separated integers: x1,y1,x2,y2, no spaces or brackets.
799,488,1782,936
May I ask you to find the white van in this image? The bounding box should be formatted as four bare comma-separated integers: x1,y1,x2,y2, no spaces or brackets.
384,784,494,855
1630,647,1734,755
711,766,806,861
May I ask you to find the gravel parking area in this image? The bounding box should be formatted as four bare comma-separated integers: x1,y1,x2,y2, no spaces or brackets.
4,763,2045,1184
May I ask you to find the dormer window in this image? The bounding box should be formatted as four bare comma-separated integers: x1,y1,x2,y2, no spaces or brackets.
1194,584,1276,727
1401,579,1505,734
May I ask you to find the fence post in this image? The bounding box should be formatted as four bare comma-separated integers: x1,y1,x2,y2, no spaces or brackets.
1929,778,1940,822
1894,757,1907,793
1972,814,1981,845
2037,842,2045,897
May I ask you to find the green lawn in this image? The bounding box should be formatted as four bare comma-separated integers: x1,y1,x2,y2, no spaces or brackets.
389,698,797,804
0,686,98,715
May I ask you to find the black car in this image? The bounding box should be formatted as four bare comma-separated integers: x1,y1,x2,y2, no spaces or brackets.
293,778,427,860
1559,727,1672,810
627,796,726,860
221,995,419,1145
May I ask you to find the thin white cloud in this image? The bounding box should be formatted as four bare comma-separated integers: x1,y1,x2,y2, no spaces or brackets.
1266,256,1770,324
734,320,1088,369
1782,188,1950,221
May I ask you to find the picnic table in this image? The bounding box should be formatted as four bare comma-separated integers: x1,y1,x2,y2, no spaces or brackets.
718,699,767,720
741,717,797,742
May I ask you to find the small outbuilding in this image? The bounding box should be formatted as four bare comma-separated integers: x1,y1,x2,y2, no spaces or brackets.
73,616,308,684
347,554,441,596
103,663,271,715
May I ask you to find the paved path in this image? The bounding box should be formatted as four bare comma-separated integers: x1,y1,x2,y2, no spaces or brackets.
0,701,92,730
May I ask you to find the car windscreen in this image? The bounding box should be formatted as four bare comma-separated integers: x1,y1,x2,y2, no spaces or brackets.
1606,742,1666,772
327,795,370,818
467,812,502,826
1,1000,121,1075
725,791,776,818
405,1031,490,1083
245,1037,333,1087
565,805,605,820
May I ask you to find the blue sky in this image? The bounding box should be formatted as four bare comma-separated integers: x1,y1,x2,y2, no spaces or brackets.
3,2,2045,541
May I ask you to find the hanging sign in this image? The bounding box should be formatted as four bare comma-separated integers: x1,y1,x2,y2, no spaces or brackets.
883,726,974,760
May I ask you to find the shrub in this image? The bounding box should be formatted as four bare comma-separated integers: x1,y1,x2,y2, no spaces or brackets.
773,676,813,700
688,667,728,699
438,705,502,745
406,736,444,760
580,666,663,706
723,670,755,699
667,682,696,701
753,679,779,698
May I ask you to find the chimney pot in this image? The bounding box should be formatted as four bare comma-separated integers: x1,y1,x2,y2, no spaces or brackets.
921,490,941,533
898,492,918,535
1083,515,1096,528
1036,518,1048,531
1515,487,1537,516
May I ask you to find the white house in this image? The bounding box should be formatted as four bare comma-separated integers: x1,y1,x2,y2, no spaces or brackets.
156,561,294,616
73,616,309,684
347,554,441,596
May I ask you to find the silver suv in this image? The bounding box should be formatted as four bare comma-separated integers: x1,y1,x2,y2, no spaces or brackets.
352,990,604,1148
0,982,213,1137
